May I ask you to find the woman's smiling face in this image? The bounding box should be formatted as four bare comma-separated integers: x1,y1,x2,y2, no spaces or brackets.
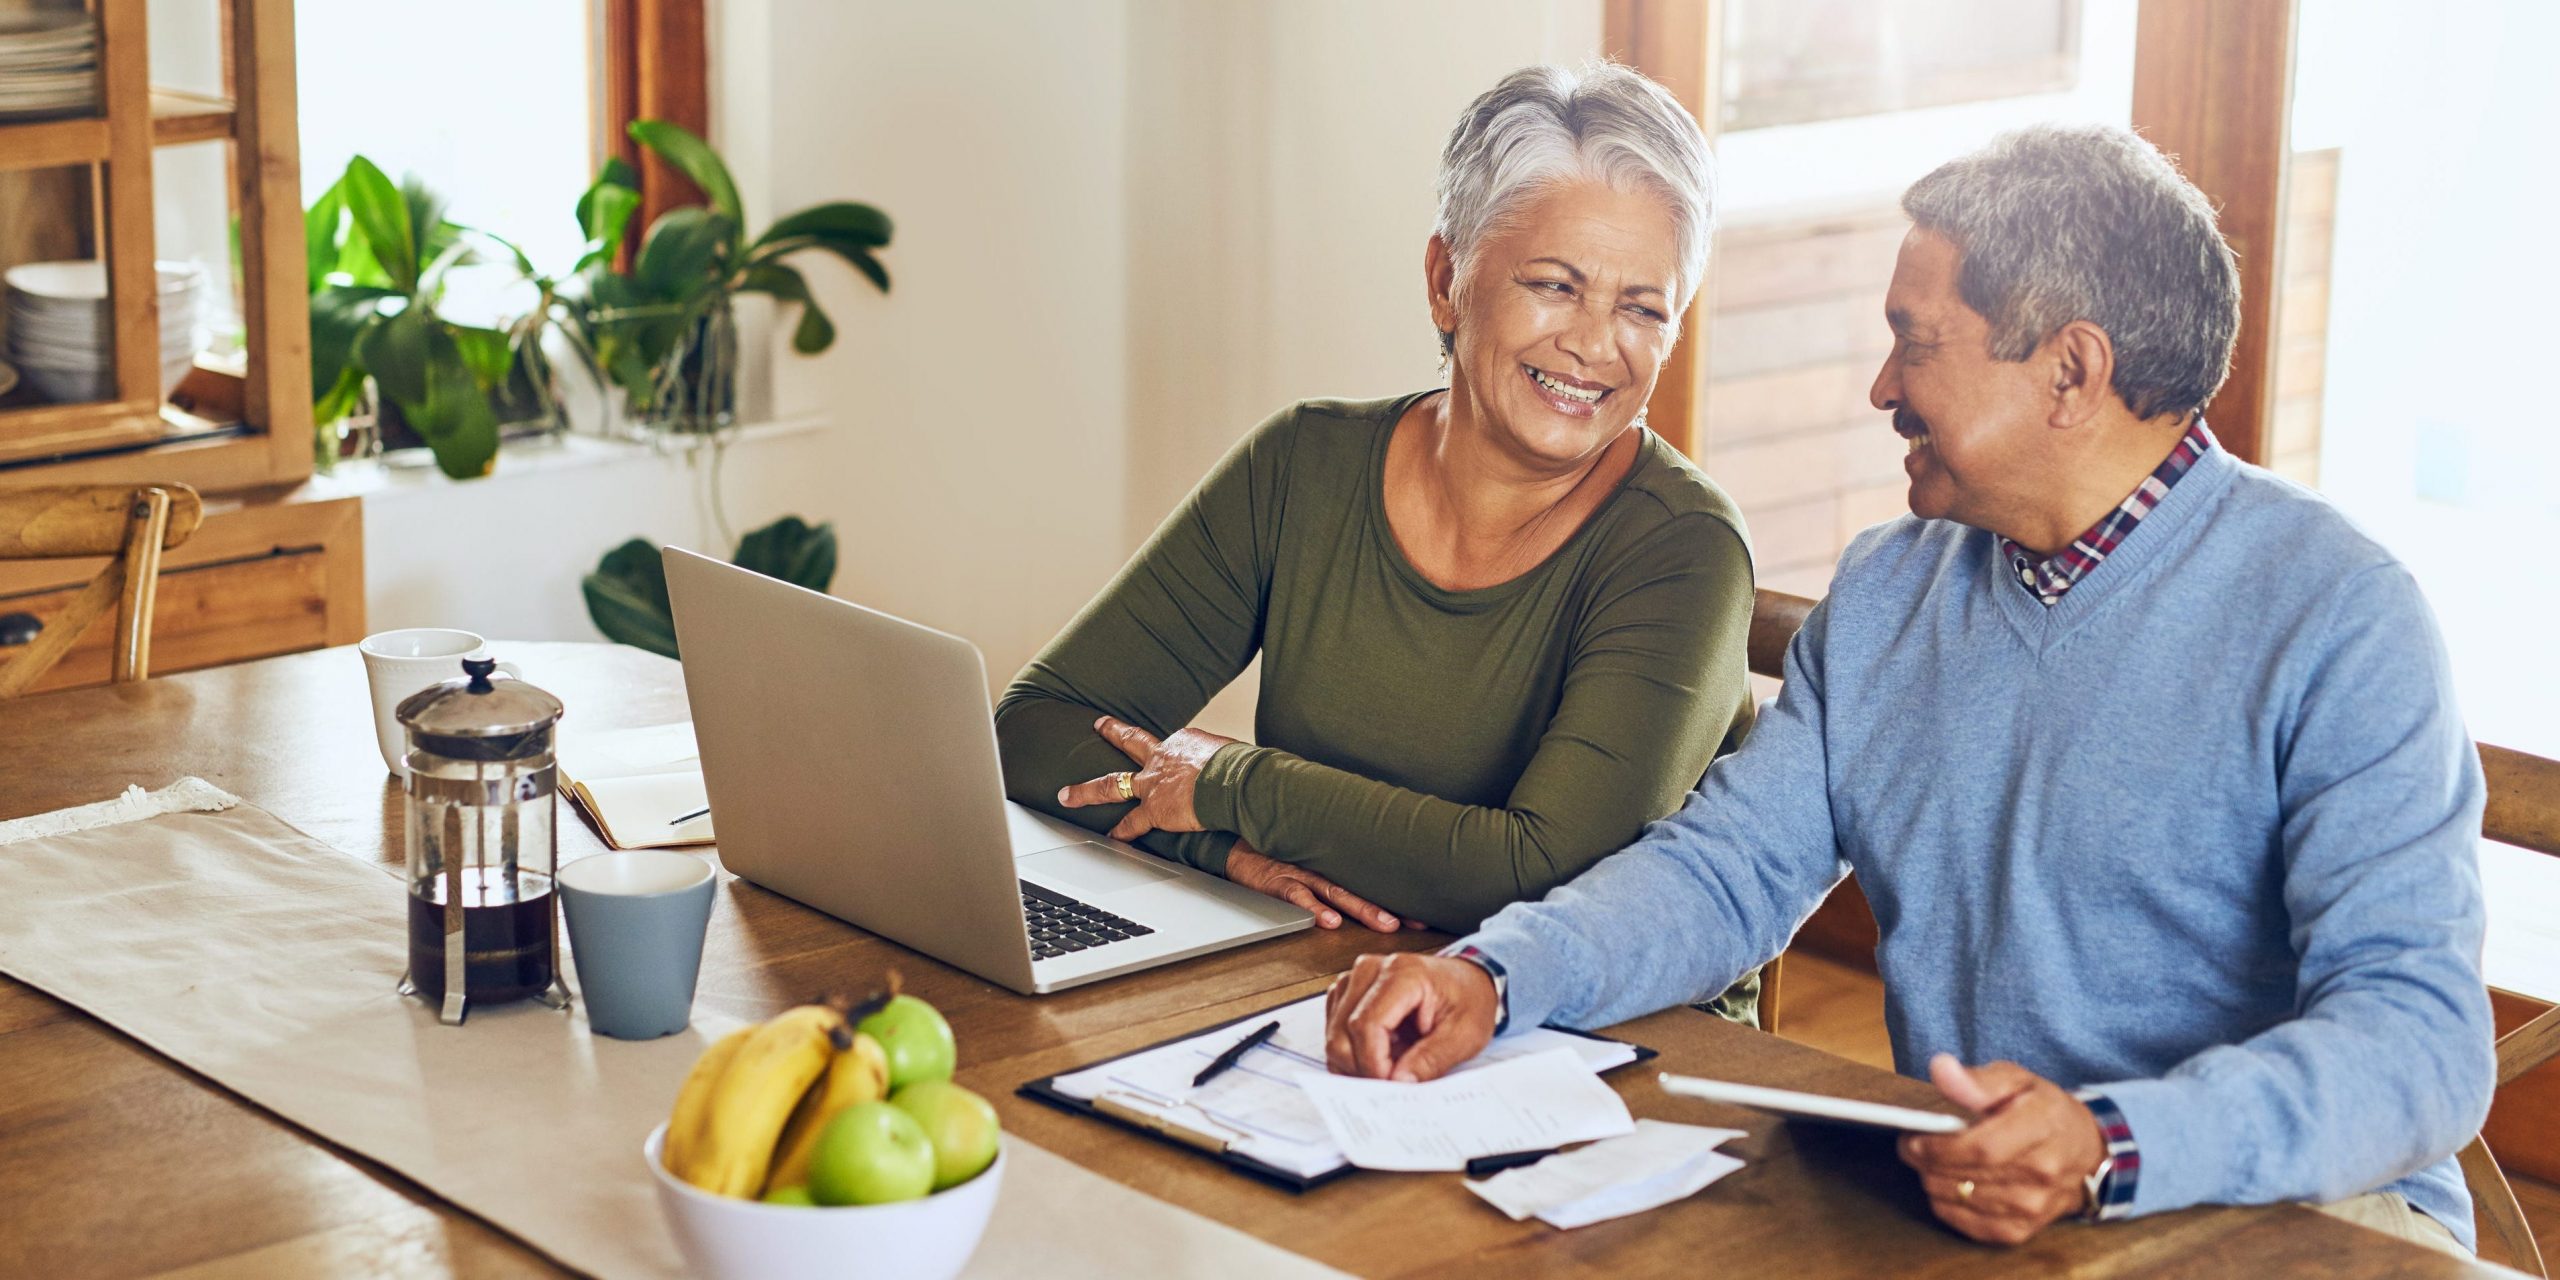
1433,180,1683,468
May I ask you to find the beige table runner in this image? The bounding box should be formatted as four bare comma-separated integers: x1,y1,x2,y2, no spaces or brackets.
0,782,1347,1280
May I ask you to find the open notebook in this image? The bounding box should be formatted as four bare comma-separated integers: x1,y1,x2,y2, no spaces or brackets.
557,721,713,850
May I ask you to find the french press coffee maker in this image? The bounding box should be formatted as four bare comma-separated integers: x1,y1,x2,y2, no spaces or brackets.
395,656,570,1024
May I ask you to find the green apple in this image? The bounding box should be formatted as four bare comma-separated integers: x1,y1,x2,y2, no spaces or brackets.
889,1079,1002,1190
760,1185,815,1207
857,994,957,1090
806,1101,935,1206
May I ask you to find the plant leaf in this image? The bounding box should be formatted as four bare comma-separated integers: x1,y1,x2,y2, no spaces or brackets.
582,538,681,658
753,202,892,251
414,348,501,478
737,262,834,354
575,157,643,270
628,119,744,227
791,238,891,295
309,284,393,413
313,363,368,428
360,308,499,478
448,323,514,389
634,207,736,297
733,516,837,592
304,177,346,292
402,173,458,270
341,156,417,292
354,302,433,411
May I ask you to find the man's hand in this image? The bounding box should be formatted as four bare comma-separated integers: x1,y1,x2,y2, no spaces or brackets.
1323,952,1498,1082
1897,1054,2108,1246
1056,716,1231,840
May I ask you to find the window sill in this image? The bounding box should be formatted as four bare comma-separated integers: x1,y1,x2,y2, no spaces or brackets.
305,414,831,506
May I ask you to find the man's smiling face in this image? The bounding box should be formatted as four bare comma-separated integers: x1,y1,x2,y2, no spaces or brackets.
1869,228,2063,530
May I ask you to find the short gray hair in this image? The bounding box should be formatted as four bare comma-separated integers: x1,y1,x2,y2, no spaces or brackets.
1435,63,1716,319
1901,123,2240,422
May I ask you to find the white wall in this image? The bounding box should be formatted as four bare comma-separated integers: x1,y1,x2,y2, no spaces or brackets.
700,0,1596,703
721,0,1135,690
1123,0,1603,540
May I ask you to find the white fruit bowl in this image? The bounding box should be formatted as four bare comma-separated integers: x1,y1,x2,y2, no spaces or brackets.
644,1123,1004,1280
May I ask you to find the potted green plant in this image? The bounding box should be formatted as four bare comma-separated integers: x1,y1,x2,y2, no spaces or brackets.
306,157,561,479
574,122,890,655
570,120,892,437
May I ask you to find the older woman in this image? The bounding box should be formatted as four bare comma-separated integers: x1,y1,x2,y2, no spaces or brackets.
995,64,1758,1012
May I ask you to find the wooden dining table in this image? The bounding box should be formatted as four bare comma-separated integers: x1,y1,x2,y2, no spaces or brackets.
0,641,2506,1278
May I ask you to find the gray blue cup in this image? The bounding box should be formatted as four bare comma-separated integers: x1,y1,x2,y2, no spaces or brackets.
559,850,717,1039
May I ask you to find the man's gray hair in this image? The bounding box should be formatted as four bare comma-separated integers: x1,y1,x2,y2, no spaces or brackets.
1435,63,1716,321
1901,123,2240,422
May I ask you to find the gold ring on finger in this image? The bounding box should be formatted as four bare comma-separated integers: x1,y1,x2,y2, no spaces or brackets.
1116,771,1137,801
1957,1179,1976,1201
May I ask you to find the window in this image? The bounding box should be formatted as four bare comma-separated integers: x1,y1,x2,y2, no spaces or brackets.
2284,2,2560,759
293,1,598,320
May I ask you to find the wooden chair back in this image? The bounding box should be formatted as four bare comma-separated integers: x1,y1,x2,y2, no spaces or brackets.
1743,587,2560,1274
0,484,204,698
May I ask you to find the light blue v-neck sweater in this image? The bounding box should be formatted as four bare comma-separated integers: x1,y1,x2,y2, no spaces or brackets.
1467,444,2495,1244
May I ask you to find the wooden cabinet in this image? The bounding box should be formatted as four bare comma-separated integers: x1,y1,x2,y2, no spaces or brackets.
0,0,310,484
0,0,354,678
0,488,362,695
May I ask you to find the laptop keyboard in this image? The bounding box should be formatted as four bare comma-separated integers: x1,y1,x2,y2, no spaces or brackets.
1021,878,1155,961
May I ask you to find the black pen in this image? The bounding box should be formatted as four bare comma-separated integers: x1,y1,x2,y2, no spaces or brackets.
1191,1019,1282,1088
1466,1147,1559,1178
669,805,710,825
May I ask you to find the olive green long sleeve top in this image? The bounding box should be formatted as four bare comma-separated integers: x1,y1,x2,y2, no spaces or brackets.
994,392,1757,936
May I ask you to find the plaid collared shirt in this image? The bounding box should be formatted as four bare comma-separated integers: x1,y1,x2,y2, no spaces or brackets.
2000,422,2216,606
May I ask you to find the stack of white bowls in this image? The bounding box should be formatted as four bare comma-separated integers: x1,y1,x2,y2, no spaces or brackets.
4,261,206,404
0,12,98,120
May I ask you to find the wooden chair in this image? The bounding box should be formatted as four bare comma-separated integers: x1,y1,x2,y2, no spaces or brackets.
0,484,204,698
1745,588,2560,1272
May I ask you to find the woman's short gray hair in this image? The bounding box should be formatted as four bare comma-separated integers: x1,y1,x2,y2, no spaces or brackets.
1435,63,1716,319
1901,123,2240,423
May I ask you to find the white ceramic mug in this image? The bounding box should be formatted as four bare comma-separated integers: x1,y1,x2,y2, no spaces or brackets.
358,629,518,777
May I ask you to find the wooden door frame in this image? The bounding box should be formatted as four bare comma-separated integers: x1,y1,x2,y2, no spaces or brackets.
1605,0,2297,465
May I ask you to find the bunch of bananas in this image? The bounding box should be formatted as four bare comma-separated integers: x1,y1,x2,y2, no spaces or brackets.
661,998,893,1199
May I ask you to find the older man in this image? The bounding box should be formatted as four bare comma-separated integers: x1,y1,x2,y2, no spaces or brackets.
1324,123,2494,1254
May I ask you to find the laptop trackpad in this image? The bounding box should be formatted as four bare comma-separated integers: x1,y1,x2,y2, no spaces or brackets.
1019,843,1182,896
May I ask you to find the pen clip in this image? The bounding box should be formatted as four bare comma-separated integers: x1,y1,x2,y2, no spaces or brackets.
1094,1091,1246,1154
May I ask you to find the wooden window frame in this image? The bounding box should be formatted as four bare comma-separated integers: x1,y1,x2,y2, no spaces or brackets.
599,0,712,257
1608,0,2297,465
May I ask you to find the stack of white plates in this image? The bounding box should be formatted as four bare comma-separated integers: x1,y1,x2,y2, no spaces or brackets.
0,12,98,120
4,261,206,404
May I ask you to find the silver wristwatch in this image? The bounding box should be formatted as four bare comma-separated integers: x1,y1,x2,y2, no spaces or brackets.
2079,1154,2117,1223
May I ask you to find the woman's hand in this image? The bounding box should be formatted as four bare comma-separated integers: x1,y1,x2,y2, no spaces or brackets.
1225,841,1405,932
1056,716,1231,840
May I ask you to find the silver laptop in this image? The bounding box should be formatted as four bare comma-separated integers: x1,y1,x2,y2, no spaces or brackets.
663,548,1310,994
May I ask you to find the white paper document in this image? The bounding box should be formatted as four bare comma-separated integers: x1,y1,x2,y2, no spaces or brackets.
1295,1048,1634,1172
1046,994,1638,1180
1467,1120,1747,1229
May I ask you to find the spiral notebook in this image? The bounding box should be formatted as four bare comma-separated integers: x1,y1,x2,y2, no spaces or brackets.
1020,990,1654,1191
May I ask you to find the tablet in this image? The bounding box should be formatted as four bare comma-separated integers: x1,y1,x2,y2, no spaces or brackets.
1658,1073,1967,1134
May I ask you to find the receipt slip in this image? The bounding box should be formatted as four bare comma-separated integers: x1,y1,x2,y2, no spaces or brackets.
1467,1120,1747,1229
1295,1048,1635,1172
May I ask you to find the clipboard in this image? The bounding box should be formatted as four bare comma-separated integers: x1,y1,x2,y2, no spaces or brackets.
1017,993,1657,1192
